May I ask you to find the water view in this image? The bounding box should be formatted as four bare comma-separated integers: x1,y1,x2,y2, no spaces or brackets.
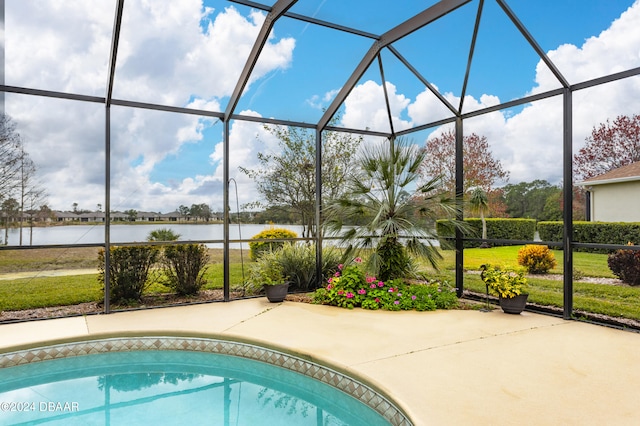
5,224,306,248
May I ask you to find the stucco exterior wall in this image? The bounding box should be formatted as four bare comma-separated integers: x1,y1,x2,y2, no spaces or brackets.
589,181,640,222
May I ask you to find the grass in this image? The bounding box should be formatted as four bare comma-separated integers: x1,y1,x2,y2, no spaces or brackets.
0,247,102,273
433,246,615,278
0,247,246,273
458,272,640,319
0,260,248,312
0,275,102,311
424,245,640,322
1,245,638,323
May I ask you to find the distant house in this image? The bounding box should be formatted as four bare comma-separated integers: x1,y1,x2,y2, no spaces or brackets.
160,211,182,222
137,211,162,222
54,211,79,222
110,212,128,221
577,161,640,222
77,212,106,222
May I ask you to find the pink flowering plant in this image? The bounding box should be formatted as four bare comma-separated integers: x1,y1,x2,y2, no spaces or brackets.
314,258,458,311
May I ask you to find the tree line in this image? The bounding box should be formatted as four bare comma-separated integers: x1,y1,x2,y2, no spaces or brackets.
241,113,640,228
63,203,219,223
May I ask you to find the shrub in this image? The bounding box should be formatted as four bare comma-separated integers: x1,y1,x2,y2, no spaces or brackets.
437,218,536,248
276,243,314,292
276,243,341,292
248,228,297,260
536,221,563,243
147,228,181,242
608,246,640,286
537,221,640,253
98,246,160,303
245,243,341,294
480,264,528,298
517,244,557,274
313,258,458,311
161,244,209,295
245,250,287,295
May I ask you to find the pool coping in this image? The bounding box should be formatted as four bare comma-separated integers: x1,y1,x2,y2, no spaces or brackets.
0,335,412,426
3,299,640,425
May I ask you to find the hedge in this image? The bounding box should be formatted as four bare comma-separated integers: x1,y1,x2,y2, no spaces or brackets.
538,221,640,253
436,218,536,249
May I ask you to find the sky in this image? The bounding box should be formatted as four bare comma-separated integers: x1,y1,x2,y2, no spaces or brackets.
3,0,640,213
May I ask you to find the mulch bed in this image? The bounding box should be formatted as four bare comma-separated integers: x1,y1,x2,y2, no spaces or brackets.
2,289,638,332
0,291,314,323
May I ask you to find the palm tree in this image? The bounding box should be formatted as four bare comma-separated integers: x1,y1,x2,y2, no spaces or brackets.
469,187,489,246
326,136,466,281
147,228,181,242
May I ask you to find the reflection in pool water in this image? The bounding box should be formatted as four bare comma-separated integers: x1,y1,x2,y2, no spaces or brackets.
0,350,393,425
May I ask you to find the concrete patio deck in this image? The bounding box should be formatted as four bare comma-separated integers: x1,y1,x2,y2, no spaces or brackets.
1,299,639,425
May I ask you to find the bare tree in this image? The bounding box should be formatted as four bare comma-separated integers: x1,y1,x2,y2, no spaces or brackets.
240,121,362,238
17,146,39,245
24,185,49,245
0,114,23,202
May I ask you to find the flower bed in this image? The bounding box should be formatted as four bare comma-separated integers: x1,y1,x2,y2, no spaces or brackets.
313,258,458,311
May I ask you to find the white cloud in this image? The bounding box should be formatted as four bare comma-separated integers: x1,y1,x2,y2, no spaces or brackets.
4,2,295,212
4,0,640,214
211,111,298,208
305,88,340,110
113,4,295,106
406,85,455,125
413,1,640,184
5,0,114,95
533,1,640,93
342,81,411,132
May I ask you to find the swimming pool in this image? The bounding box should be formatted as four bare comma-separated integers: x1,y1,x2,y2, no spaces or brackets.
0,337,411,425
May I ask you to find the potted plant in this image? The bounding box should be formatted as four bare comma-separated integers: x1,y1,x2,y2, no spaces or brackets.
248,250,290,302
480,264,529,314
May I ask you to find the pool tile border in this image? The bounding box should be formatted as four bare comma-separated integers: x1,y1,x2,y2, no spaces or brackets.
0,337,412,426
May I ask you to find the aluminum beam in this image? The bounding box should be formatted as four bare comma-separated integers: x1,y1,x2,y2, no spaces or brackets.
377,54,395,135
315,129,323,289
387,46,457,116
571,66,640,91
458,0,484,114
496,0,569,88
0,85,104,103
103,0,124,314
317,0,471,131
229,0,379,39
455,117,464,297
562,88,573,319
223,119,231,302
106,0,124,106
224,0,297,120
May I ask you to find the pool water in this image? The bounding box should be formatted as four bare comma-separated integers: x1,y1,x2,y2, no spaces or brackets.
0,350,391,425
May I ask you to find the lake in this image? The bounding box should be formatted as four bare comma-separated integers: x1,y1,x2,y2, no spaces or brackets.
4,223,307,248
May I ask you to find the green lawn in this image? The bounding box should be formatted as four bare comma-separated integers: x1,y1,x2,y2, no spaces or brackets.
0,275,103,311
0,263,246,311
424,246,639,322
434,246,615,278
1,246,638,323
456,272,640,320
0,247,102,273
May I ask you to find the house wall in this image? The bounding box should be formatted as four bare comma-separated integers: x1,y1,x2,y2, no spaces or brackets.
590,181,640,221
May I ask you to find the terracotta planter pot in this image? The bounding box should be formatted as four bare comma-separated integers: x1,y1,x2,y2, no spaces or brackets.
498,293,529,314
265,283,289,303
